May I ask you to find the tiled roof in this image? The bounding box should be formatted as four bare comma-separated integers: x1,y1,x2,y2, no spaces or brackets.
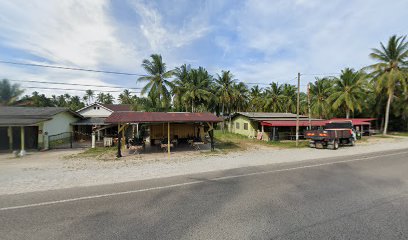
105,112,222,123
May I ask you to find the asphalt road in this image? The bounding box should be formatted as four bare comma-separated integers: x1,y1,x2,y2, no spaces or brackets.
1,149,408,240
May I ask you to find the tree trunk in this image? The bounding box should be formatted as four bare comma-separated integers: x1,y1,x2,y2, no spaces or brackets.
346,109,350,119
383,91,393,135
221,103,225,133
191,99,194,113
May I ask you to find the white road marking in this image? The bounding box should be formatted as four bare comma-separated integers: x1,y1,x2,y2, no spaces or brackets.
1,151,407,211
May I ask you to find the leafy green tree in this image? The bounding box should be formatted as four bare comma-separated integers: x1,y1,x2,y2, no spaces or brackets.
85,89,94,105
328,68,366,118
138,54,174,110
215,70,235,116
281,84,297,113
0,79,24,105
248,85,264,112
231,82,249,112
118,89,134,104
309,78,333,119
366,35,408,134
183,67,213,112
264,82,284,112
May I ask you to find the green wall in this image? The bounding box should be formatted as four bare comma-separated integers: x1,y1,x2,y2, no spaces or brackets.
230,115,258,137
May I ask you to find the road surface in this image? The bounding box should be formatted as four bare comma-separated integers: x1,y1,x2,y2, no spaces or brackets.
1,149,408,239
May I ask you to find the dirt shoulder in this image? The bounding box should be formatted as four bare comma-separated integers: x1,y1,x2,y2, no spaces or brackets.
0,136,407,195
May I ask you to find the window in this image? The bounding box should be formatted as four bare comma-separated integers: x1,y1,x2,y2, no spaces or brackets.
236,122,240,129
244,123,248,130
93,107,96,110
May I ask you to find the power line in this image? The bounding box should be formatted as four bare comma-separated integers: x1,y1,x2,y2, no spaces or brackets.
0,60,144,76
8,79,142,90
21,86,141,94
300,73,341,76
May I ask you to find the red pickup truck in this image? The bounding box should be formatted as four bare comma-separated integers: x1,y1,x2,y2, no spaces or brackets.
304,121,356,150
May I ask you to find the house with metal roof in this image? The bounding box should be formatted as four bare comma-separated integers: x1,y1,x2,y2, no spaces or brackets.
0,106,82,155
230,112,375,141
104,112,222,157
73,103,132,145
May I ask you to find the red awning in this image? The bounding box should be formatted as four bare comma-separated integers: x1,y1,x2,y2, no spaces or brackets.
329,118,375,125
261,120,327,127
105,112,222,123
261,118,375,127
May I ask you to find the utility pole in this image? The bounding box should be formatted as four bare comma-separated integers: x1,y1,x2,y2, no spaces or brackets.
296,72,300,147
307,82,311,130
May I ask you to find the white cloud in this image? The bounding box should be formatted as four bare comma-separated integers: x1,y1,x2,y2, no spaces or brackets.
130,1,211,53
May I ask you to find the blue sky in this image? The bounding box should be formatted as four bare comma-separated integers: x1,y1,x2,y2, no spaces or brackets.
0,0,407,99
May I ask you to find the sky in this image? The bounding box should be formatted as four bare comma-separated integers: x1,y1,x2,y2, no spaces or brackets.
0,0,407,99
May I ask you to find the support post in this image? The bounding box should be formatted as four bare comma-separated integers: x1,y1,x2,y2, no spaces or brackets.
272,127,276,141
117,124,122,158
167,122,170,157
307,82,312,130
296,72,300,147
8,126,12,151
97,130,101,141
19,126,26,157
91,131,96,148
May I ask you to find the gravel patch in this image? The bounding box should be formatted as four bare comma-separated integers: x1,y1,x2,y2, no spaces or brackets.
0,137,407,195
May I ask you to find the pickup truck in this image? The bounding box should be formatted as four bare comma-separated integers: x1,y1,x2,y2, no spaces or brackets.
304,121,356,150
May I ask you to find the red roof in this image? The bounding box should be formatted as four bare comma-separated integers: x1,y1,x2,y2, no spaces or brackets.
105,112,222,123
102,104,132,112
261,120,327,127
329,118,376,125
261,118,376,127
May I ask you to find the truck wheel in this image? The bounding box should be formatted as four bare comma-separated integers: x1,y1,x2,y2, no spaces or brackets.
316,142,324,149
333,141,339,150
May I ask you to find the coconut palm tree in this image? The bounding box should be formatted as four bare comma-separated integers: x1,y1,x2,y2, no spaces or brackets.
85,89,94,105
309,78,333,119
281,84,297,113
215,70,235,116
231,82,249,112
0,79,24,105
366,35,408,134
172,64,191,111
137,54,174,110
118,89,133,104
182,67,213,112
249,85,264,112
264,82,284,112
328,68,367,118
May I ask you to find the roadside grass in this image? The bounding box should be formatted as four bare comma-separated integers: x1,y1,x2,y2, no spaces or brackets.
67,147,117,160
390,132,408,137
214,130,308,152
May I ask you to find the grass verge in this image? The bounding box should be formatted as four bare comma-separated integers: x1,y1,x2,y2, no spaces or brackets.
214,130,308,152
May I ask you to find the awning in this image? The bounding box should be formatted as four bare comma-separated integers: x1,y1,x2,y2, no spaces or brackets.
105,112,222,124
261,118,375,127
261,120,327,127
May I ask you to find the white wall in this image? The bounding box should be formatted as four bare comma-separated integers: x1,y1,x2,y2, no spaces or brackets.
77,105,112,118
38,112,79,149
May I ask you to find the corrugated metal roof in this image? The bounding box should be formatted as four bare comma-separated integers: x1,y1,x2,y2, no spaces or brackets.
105,112,222,123
0,106,82,126
261,118,374,127
101,104,132,112
233,112,308,119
